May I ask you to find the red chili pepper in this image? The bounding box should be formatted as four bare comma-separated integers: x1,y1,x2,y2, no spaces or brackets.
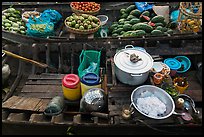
140,15,150,21
148,21,155,27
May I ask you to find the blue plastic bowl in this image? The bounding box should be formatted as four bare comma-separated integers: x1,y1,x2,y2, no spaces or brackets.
174,56,191,73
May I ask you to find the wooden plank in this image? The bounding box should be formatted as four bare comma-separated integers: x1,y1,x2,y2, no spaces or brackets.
17,92,63,99
33,99,51,112
25,79,62,85
8,97,26,110
2,96,21,108
2,96,51,112
21,85,62,93
27,74,65,80
16,97,41,111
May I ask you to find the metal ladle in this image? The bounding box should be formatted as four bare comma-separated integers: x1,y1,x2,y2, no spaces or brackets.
179,94,199,114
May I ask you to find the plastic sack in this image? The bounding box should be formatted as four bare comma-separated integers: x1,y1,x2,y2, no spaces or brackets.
26,16,54,38
40,9,62,25
135,2,154,12
81,62,98,77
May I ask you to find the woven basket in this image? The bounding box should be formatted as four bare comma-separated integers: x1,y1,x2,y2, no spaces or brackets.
70,2,100,15
177,2,202,33
64,15,101,35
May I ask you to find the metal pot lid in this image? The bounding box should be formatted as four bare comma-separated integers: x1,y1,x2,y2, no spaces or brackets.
164,58,181,70
114,48,153,74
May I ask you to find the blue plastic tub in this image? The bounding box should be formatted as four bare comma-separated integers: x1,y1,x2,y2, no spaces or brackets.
174,56,191,73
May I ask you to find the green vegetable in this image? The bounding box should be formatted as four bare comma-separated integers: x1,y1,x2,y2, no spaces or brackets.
79,25,84,30
20,30,26,34
11,27,20,32
127,15,136,21
151,15,165,23
110,23,118,31
155,26,163,32
2,15,6,20
132,23,153,33
123,24,132,31
130,9,141,17
129,18,140,25
130,30,146,37
7,8,16,13
120,31,125,35
120,13,128,19
120,8,126,14
12,22,19,28
9,17,15,21
115,28,123,34
122,31,132,37
166,29,174,35
124,21,131,25
141,11,150,17
155,22,164,27
4,23,11,27
20,26,26,30
151,30,163,35
125,5,136,14
112,33,119,37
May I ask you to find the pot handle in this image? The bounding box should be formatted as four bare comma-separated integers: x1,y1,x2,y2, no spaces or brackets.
130,103,135,114
172,111,186,116
125,45,134,49
131,73,143,77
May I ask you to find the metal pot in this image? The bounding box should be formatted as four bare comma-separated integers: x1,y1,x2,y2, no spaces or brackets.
130,85,185,120
114,45,153,85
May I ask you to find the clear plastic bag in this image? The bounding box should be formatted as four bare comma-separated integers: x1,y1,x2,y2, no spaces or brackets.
81,62,98,77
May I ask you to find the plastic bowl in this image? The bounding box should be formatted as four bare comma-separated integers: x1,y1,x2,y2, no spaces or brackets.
174,56,191,73
96,15,108,26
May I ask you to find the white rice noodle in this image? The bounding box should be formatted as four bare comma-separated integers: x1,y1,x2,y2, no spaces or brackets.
136,95,167,117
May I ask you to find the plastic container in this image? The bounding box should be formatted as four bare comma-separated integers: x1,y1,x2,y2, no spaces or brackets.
164,58,181,77
174,56,191,73
78,50,101,79
81,73,101,96
62,74,81,101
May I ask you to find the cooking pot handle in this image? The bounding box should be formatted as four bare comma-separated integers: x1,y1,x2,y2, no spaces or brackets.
173,111,185,116
131,73,143,77
130,103,135,114
125,45,134,49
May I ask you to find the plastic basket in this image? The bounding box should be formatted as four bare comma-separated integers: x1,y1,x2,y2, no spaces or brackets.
177,2,202,33
78,50,101,79
70,2,100,15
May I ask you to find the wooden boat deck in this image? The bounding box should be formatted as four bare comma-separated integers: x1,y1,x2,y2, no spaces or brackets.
2,62,202,135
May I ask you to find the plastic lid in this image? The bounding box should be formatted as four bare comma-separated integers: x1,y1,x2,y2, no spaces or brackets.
114,48,153,74
81,73,100,86
164,58,181,70
62,74,80,89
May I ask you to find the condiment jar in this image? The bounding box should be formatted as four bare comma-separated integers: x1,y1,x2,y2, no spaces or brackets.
176,98,184,109
80,73,101,96
62,74,81,101
153,73,164,85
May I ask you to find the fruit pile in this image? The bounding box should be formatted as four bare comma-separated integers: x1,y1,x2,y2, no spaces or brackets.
65,13,100,33
2,7,26,35
70,2,100,14
109,4,174,37
22,11,40,22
